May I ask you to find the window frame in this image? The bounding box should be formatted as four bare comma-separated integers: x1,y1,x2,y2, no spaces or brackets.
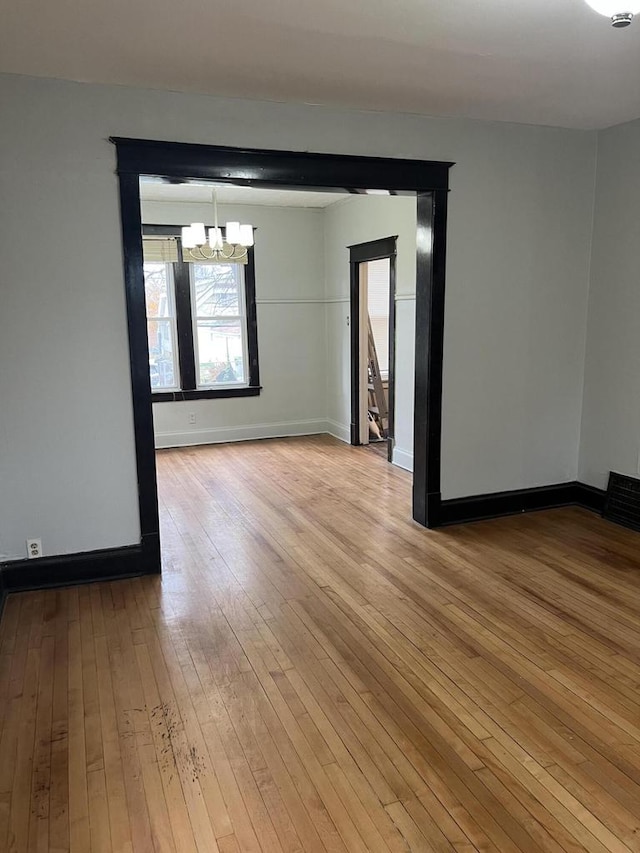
143,260,181,392
142,224,260,402
190,261,250,390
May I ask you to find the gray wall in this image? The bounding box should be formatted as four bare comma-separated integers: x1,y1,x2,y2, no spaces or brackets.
0,72,597,562
579,118,640,490
323,196,418,470
145,196,422,467
141,200,328,447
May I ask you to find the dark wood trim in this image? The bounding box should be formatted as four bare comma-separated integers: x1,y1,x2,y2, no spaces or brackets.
152,386,261,402
575,482,606,512
142,224,183,237
387,254,397,463
348,236,398,264
111,138,453,192
140,531,161,575
440,483,577,526
413,190,448,528
173,250,198,390
0,535,159,592
349,260,360,446
439,481,606,526
113,139,453,535
245,246,260,389
349,237,398,452
117,174,161,567
0,481,607,604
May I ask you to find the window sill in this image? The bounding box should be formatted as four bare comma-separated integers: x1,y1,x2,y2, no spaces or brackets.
152,386,262,402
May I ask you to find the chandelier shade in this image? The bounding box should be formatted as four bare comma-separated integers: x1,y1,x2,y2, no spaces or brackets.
181,226,197,249
180,190,254,262
190,222,206,245
225,221,241,245
239,224,254,247
208,228,224,250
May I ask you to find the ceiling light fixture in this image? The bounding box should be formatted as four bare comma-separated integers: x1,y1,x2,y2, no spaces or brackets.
584,0,640,26
181,189,253,261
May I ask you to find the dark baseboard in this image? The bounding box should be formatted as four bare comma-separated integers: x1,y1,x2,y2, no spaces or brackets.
439,481,606,527
0,532,160,594
0,578,6,621
0,480,609,599
574,482,607,513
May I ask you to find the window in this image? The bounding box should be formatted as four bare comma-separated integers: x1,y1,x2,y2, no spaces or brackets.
191,263,248,388
142,226,260,401
144,262,179,390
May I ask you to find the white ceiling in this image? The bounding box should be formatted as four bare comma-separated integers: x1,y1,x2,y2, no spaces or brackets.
1,0,640,129
139,181,351,208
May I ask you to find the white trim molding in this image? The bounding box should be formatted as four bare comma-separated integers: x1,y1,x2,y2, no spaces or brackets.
256,297,327,304
154,415,404,467
392,447,414,472
325,419,351,444
155,419,330,449
255,296,351,305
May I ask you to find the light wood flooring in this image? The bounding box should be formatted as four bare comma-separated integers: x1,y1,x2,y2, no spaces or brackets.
2,435,640,852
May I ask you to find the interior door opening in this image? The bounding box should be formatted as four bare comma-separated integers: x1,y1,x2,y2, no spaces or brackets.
350,238,397,463
112,139,452,575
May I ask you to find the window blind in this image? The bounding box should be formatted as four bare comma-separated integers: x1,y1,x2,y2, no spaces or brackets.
142,235,248,265
142,236,180,263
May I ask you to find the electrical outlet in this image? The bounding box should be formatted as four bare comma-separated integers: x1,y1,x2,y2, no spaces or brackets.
188,412,196,425
26,538,42,559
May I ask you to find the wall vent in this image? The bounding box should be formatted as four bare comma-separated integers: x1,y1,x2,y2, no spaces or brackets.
603,472,640,532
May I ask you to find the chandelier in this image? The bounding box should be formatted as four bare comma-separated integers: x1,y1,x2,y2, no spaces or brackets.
181,189,253,261
584,0,640,25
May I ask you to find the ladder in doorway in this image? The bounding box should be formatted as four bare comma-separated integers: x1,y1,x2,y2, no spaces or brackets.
367,318,388,438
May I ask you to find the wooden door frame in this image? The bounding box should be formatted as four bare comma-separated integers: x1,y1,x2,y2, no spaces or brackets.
111,138,453,575
349,237,397,462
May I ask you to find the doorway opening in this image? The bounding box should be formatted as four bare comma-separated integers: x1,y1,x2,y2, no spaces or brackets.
349,238,396,463
112,139,452,574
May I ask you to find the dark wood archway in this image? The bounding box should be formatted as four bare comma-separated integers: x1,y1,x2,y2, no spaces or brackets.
112,138,453,573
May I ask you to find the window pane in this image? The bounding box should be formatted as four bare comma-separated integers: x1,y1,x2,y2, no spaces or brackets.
196,319,245,386
144,263,172,318
147,319,177,389
193,263,241,316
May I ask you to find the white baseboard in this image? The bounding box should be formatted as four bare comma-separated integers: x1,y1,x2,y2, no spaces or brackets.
326,419,351,444
325,422,412,471
154,418,408,468
392,447,414,472
154,419,330,449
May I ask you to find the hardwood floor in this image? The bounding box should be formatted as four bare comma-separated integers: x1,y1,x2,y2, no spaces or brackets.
2,435,640,852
